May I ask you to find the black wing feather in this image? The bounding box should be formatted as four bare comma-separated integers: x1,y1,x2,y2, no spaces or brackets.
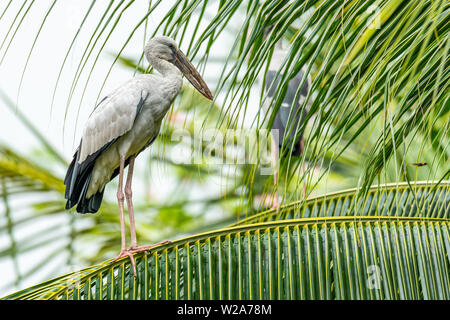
65,138,118,213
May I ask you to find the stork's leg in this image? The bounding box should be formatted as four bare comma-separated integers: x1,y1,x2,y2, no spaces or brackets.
112,155,137,276
116,155,127,250
270,136,281,211
125,156,138,249
124,155,172,255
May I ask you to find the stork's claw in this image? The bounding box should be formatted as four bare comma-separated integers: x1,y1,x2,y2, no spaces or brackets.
270,192,281,212
111,241,172,277
113,250,137,276
270,200,281,212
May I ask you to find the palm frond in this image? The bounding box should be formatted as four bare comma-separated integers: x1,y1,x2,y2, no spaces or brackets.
236,180,450,225
3,181,449,300
0,0,448,299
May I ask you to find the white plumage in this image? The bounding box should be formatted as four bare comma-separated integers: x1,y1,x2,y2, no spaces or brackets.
80,73,182,198
64,36,212,275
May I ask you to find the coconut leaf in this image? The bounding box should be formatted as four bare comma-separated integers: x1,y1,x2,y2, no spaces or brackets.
3,181,449,300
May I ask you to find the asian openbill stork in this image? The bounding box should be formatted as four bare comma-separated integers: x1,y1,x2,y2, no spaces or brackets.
264,38,311,211
64,36,213,275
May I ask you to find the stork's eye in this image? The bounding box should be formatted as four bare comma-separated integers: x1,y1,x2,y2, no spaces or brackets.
168,44,177,57
170,51,176,63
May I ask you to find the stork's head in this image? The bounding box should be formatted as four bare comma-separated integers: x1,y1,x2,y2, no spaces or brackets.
145,36,213,100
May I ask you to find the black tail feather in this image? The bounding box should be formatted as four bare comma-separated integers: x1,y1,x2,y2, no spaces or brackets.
64,140,109,214
75,181,104,214
64,136,137,214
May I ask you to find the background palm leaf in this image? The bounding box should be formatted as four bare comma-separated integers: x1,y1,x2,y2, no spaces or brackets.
0,0,448,298
236,181,450,225
3,181,449,300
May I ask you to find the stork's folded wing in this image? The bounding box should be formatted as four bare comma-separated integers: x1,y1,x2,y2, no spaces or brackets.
78,84,149,164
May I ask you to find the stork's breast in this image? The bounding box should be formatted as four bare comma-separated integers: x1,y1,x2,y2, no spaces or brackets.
120,106,162,156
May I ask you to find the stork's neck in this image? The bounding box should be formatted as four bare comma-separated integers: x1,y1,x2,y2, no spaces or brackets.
150,57,181,80
148,57,183,106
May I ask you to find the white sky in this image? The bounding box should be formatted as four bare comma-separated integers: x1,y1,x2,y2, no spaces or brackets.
1,1,171,155
0,0,247,296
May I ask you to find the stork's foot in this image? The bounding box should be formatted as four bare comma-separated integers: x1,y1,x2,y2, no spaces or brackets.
270,198,281,212
112,250,137,277
269,192,281,212
255,194,281,212
111,241,171,277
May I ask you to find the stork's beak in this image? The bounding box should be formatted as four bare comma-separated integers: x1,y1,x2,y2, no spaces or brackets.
173,49,213,100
